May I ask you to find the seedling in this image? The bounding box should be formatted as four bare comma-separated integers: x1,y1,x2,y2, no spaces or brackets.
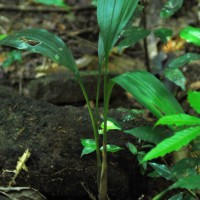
0,0,200,199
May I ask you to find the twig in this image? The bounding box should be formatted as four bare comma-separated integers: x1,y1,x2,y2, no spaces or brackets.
80,182,96,200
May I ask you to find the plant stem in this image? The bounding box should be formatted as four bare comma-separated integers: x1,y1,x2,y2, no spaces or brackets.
78,77,102,187
99,57,109,200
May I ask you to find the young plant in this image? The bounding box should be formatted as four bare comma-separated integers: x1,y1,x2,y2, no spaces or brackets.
0,0,198,199
142,91,200,199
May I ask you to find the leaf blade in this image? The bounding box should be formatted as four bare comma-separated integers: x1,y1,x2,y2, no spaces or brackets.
156,113,200,126
188,91,200,114
143,126,200,162
167,53,200,69
160,0,184,18
97,0,139,55
0,28,78,75
112,70,184,119
180,26,200,46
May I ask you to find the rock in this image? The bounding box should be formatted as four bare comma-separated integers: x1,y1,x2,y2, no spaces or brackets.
27,71,124,105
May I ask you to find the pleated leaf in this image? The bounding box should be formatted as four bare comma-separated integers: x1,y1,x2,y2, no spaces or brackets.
0,28,78,75
160,0,183,19
156,113,200,126
169,175,200,190
124,126,172,144
143,126,200,162
118,26,150,49
167,53,200,68
180,26,200,46
97,0,139,55
111,70,184,119
154,28,173,43
188,91,200,114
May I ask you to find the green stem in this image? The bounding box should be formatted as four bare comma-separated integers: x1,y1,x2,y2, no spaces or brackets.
77,76,102,187
99,56,109,200
95,62,103,116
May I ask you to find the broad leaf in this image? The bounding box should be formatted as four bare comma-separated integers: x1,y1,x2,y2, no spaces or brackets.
188,91,200,114
118,26,150,49
0,28,78,75
160,0,184,18
167,53,200,68
111,70,184,119
180,26,200,46
143,126,200,162
81,139,96,148
156,113,200,126
81,139,96,157
168,193,183,200
149,162,174,181
164,68,186,90
100,117,122,132
124,126,172,144
126,142,137,155
169,175,200,190
171,157,199,177
100,144,123,153
81,147,96,157
154,28,173,43
97,0,139,55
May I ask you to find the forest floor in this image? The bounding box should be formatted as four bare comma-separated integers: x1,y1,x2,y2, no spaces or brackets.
0,0,200,200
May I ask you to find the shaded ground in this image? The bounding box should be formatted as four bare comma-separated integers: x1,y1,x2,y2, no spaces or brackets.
0,0,200,199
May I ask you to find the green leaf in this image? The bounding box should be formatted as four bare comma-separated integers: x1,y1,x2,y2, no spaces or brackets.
149,162,174,181
0,34,7,41
154,28,173,43
160,0,184,18
156,113,200,126
97,0,139,55
167,53,200,68
169,175,200,190
34,0,68,8
168,193,183,200
81,139,96,148
118,26,150,49
143,126,200,162
81,139,96,157
171,157,199,177
100,117,122,132
81,147,96,157
183,193,197,200
124,126,172,144
188,91,200,114
111,70,184,119
164,68,186,90
126,142,137,155
2,50,22,68
0,28,78,75
100,144,123,153
180,26,200,46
